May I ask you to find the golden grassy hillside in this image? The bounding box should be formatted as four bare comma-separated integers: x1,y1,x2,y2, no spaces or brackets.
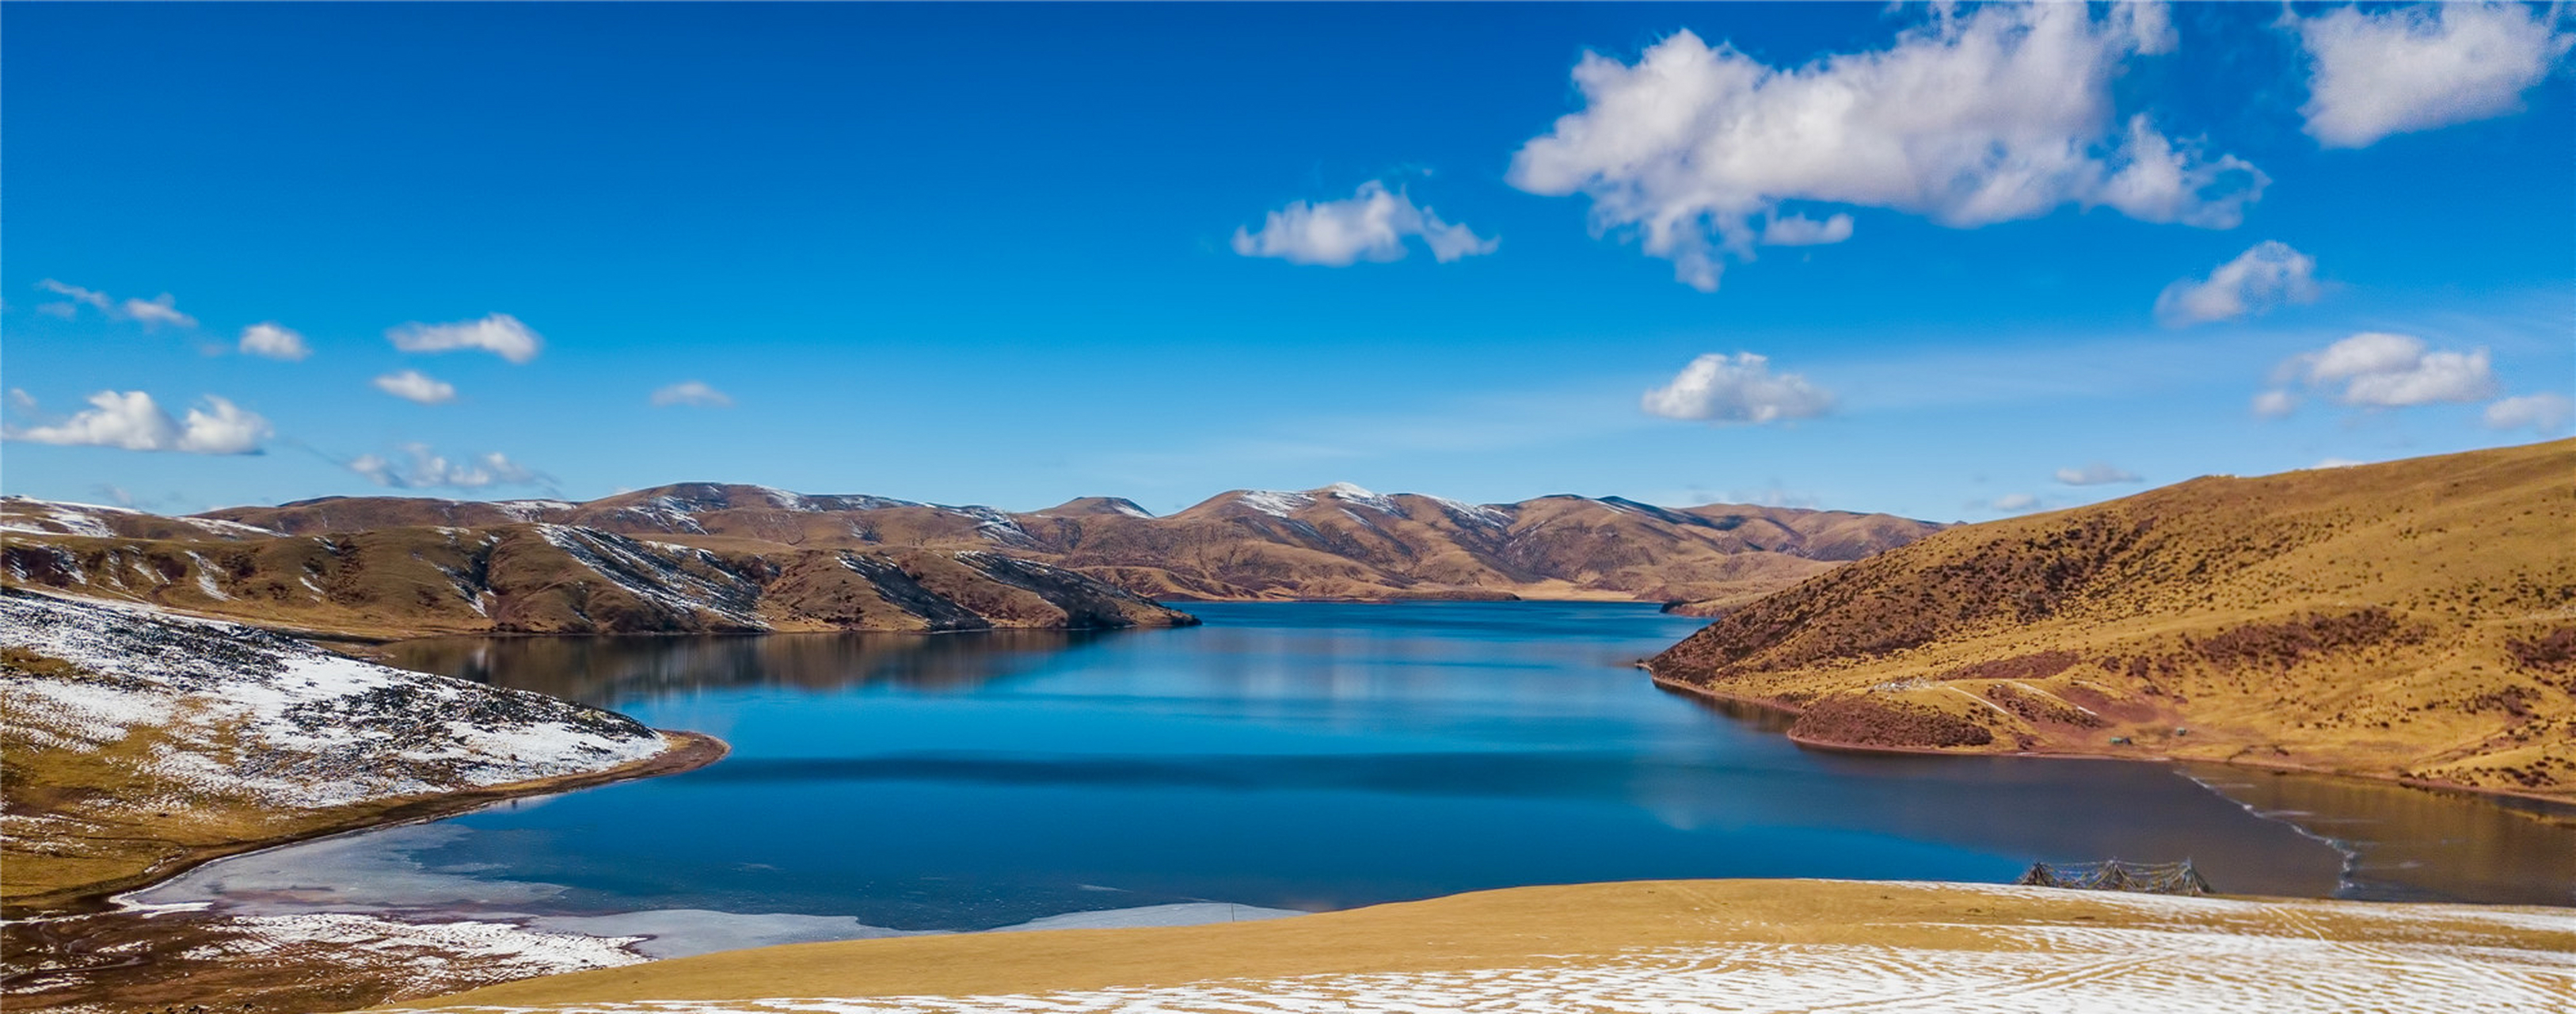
1648,439,2576,801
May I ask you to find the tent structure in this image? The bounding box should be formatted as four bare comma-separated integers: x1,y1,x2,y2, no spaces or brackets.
2015,859,2213,896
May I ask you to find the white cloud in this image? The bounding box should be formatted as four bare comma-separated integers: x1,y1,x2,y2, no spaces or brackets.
2483,393,2574,434
33,280,198,328
1232,181,1497,266
1760,213,1855,246
2293,3,2574,148
36,279,111,311
2305,457,2367,470
2251,389,2300,419
2,390,269,455
120,294,196,329
372,369,458,405
1642,353,1834,424
349,443,547,490
386,313,543,363
2272,331,2498,412
238,322,312,361
1989,493,2042,513
1507,5,2262,291
2054,463,2142,486
650,380,734,408
2155,241,2322,326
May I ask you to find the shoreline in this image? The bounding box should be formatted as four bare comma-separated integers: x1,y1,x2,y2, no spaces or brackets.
5,730,730,919
1646,672,2576,813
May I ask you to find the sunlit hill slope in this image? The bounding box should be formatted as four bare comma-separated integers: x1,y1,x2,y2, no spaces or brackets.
1648,439,2576,801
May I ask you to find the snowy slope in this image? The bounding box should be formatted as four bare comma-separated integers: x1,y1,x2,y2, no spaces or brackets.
0,589,668,814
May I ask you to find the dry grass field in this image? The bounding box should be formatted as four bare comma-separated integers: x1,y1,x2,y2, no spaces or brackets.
1648,439,2576,801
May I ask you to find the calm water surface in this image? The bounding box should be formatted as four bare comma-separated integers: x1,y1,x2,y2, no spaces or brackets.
135,603,2575,947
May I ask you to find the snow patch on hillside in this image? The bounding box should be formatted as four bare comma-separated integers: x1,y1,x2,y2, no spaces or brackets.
0,497,289,540
0,590,667,813
1235,490,1315,518
1315,482,1402,515
531,525,767,629
493,500,576,523
1424,495,1512,528
940,506,1038,547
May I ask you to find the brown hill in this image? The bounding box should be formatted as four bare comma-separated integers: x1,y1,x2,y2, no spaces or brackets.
187,482,1941,605
1646,439,2576,802
0,505,1192,639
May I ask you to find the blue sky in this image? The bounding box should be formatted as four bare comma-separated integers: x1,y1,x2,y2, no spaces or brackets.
4,2,2570,521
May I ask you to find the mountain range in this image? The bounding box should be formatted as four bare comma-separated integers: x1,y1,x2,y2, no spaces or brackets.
197,482,1942,605
0,483,1938,639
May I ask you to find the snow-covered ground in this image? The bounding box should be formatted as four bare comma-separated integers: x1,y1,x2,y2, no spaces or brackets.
375,890,2576,1013
0,589,669,814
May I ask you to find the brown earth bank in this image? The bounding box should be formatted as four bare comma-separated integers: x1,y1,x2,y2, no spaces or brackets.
5,732,731,1011
1646,438,2576,802
0,735,730,1012
5,482,1941,620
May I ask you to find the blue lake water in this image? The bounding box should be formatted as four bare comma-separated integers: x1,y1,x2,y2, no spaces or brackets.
134,602,2576,948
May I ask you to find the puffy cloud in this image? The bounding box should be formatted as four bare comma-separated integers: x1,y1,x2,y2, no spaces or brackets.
2293,3,2574,148
120,294,196,329
1642,352,1834,424
1232,181,1497,266
238,322,312,361
349,443,547,490
1508,5,2262,290
372,369,458,405
650,380,734,408
2273,332,2498,411
2155,241,2323,326
2483,393,2573,434
33,280,198,328
2,390,269,454
1759,213,1855,246
2054,463,2142,486
386,313,543,363
1989,493,2042,513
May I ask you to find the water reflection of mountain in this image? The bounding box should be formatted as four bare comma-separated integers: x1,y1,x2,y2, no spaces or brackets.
384,629,1117,707
2178,764,2576,905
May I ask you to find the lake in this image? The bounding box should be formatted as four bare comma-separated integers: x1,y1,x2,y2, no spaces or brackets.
131,602,2576,955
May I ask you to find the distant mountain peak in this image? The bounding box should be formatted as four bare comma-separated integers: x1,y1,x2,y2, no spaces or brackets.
1037,497,1155,519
